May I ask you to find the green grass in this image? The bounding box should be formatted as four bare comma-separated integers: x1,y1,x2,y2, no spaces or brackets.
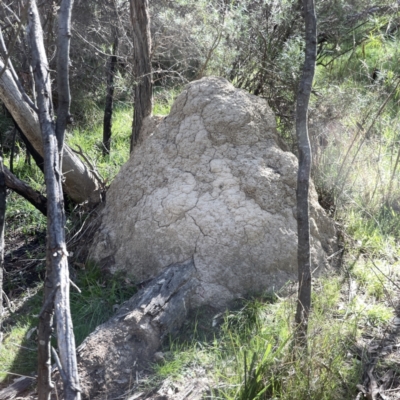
3,159,46,234
69,261,137,345
0,285,42,382
0,262,136,384
67,93,175,183
150,264,395,400
2,29,400,398
0,89,176,385
66,105,132,183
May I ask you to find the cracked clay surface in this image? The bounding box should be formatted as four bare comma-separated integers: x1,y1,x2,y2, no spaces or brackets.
90,77,337,307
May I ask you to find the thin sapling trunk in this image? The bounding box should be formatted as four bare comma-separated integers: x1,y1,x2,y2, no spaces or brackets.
103,32,118,156
294,0,317,344
28,1,80,399
130,0,152,151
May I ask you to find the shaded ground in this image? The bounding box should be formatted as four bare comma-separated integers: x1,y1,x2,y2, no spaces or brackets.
3,230,46,300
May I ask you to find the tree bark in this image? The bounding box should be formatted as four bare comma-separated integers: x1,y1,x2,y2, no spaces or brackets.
28,2,80,399
294,0,317,343
76,260,197,399
103,33,118,156
0,59,101,204
55,0,73,158
129,0,152,151
4,165,47,216
0,153,5,347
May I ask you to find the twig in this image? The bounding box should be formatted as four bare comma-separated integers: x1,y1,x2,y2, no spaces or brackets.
367,366,379,400
326,248,344,260
73,29,115,58
367,254,400,292
70,144,104,187
0,18,24,81
387,143,400,201
69,279,81,293
67,207,99,245
8,342,36,351
0,371,35,379
2,289,14,312
51,346,67,383
0,29,39,113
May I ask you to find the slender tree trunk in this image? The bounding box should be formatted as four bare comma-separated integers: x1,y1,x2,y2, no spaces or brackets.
103,33,118,156
55,0,73,159
0,152,5,347
294,0,317,344
9,126,17,173
129,0,152,151
28,2,80,399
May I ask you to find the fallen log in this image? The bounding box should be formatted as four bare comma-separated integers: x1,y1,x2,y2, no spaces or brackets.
73,259,197,400
0,376,35,400
0,59,101,205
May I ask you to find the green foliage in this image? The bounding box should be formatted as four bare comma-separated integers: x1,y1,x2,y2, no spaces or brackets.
3,1,400,395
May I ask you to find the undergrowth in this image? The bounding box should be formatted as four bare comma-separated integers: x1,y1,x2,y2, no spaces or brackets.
1,21,400,399
0,262,136,384
146,29,400,398
150,257,397,399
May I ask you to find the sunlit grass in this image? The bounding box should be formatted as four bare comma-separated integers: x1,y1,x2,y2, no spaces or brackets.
152,270,394,400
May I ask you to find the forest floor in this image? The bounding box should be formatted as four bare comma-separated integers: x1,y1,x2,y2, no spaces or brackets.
1,217,400,400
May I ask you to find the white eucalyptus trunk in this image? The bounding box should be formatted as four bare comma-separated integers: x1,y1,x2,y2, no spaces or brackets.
28,1,80,399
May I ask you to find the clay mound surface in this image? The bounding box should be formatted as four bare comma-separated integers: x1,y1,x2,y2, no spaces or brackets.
90,77,336,306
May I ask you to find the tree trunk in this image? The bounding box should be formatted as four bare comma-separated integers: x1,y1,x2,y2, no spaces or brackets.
55,0,73,159
103,33,118,156
294,0,317,344
0,153,5,347
129,0,152,151
0,59,101,204
28,1,80,399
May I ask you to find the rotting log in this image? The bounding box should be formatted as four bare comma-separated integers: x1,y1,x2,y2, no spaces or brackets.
0,376,35,399
75,259,197,399
0,58,101,204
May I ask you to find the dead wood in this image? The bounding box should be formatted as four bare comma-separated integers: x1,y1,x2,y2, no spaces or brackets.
294,0,317,343
0,376,35,400
75,259,197,400
28,1,80,399
4,166,47,215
